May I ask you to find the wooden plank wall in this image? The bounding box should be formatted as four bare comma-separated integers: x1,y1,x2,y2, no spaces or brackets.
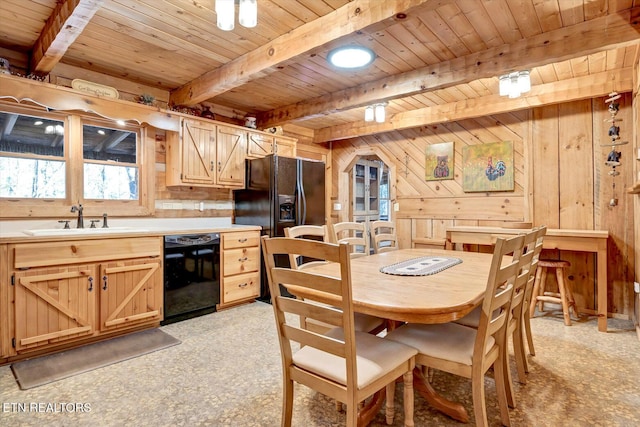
633,53,640,336
331,100,636,318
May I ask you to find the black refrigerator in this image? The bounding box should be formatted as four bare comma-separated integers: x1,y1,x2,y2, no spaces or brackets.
234,154,326,300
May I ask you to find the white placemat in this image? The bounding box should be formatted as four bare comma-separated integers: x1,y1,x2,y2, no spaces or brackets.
380,256,462,276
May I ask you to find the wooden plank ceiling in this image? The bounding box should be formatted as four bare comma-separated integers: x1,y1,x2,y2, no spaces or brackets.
0,0,638,142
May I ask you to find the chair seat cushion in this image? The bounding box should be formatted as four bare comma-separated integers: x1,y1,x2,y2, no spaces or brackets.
354,313,385,333
292,328,417,389
385,323,494,366
454,306,481,328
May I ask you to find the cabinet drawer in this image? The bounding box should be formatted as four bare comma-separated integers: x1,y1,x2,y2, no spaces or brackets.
223,247,260,276
12,237,162,269
222,272,259,303
223,231,260,249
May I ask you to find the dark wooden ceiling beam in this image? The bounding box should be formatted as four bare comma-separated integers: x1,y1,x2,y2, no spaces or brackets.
169,0,449,107
262,6,640,128
30,0,105,75
314,68,634,143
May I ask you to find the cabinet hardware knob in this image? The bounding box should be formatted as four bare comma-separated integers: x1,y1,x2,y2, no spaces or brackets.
210,161,214,171
238,282,248,288
88,277,93,291
217,161,221,172
238,257,248,262
238,238,248,243
102,275,108,291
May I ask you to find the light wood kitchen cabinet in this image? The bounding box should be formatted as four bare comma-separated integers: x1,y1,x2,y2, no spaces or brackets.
13,265,97,353
247,131,274,158
246,131,296,159
219,230,260,308
99,258,162,333
216,124,247,187
166,118,246,188
274,135,296,157
6,237,163,356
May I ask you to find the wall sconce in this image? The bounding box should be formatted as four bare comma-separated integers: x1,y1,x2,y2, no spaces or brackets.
499,71,531,98
215,0,257,31
364,102,387,123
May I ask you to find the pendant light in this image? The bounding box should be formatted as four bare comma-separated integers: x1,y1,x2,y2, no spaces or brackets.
498,70,531,98
239,0,257,28
363,103,388,123
215,0,258,31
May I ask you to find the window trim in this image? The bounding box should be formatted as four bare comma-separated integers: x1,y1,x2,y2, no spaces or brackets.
0,103,154,218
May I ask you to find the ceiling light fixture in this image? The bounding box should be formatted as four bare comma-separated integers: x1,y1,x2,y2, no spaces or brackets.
499,70,531,98
327,46,375,69
364,103,387,123
215,0,257,31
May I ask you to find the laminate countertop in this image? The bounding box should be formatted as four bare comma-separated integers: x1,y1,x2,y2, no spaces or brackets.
0,218,260,243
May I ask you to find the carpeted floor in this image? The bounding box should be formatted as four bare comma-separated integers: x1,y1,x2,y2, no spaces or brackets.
0,301,638,426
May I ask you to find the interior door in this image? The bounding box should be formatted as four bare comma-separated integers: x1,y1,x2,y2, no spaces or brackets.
99,259,162,332
13,266,96,351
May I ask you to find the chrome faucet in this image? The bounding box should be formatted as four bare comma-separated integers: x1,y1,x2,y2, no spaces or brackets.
71,203,84,228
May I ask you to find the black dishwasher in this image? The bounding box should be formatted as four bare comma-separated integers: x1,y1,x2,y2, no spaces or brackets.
162,233,220,324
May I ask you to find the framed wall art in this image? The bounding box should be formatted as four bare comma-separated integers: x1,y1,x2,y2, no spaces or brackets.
462,141,514,192
425,142,454,181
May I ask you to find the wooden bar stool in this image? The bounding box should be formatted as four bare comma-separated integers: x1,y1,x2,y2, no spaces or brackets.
529,259,578,325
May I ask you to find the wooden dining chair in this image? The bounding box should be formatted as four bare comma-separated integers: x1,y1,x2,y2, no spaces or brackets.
453,227,546,408
370,220,399,254
284,225,330,271
385,234,525,427
284,225,385,335
331,221,370,258
520,226,547,365
261,236,418,427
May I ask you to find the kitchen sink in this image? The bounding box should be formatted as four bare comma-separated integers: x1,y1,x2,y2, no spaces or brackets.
23,227,147,236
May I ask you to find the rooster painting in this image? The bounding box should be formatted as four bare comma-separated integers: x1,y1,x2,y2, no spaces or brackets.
485,156,506,181
462,141,514,192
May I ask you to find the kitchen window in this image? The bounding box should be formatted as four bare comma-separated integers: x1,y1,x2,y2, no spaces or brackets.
0,104,153,218
0,109,67,199
82,122,139,200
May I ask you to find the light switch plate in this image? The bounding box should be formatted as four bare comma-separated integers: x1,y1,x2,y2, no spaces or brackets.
333,203,342,211
394,203,400,212
634,281,640,294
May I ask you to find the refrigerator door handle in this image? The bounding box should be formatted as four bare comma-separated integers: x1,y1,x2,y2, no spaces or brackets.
297,163,307,225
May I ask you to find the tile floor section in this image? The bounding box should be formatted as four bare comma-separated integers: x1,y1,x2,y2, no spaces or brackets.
0,301,638,426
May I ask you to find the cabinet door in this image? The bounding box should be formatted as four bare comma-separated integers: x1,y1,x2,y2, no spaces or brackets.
274,136,296,157
13,266,97,352
216,125,247,187
181,118,216,184
247,131,274,158
99,259,162,332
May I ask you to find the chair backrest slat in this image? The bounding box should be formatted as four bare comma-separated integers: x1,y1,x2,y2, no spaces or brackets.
371,220,398,253
475,234,525,360
284,225,329,269
331,222,370,258
261,235,358,386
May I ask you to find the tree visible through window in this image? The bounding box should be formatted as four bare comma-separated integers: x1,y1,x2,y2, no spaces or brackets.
83,123,138,200
0,111,66,198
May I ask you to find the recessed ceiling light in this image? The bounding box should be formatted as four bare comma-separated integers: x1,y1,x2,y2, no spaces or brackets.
327,46,375,69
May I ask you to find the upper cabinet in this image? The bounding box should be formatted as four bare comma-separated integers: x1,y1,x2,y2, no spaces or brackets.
167,118,297,189
166,118,246,188
216,125,248,188
246,131,296,159
274,135,296,157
